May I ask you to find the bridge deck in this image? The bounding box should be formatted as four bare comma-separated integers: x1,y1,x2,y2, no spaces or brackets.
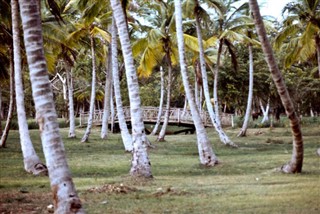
79,106,233,127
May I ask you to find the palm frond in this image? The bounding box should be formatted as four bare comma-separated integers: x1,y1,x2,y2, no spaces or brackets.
138,44,165,77
91,26,111,43
132,38,148,58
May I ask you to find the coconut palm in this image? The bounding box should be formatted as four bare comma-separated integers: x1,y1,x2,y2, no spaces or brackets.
174,0,218,166
274,0,320,77
111,18,133,152
249,0,304,173
111,0,152,177
18,0,84,211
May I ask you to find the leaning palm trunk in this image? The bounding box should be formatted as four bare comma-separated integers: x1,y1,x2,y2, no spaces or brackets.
151,67,165,135
194,4,236,146
174,0,218,166
81,34,97,143
11,0,47,174
157,61,172,142
19,0,84,212
238,44,254,137
0,48,14,148
111,18,133,152
249,0,303,173
101,47,112,139
67,66,76,138
213,40,223,125
109,3,151,176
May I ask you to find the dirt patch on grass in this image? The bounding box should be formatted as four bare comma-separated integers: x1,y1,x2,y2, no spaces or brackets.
0,191,51,214
87,184,138,194
152,186,191,197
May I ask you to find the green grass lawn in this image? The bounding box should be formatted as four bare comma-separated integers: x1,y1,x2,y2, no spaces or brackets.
0,125,319,213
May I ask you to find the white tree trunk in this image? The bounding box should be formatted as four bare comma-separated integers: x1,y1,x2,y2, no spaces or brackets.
57,73,67,101
194,1,236,146
175,0,218,166
101,47,112,139
157,63,172,141
151,67,165,135
81,34,97,143
213,40,223,126
238,44,254,137
0,49,14,148
67,67,76,138
11,0,47,174
260,98,270,124
111,19,133,152
110,4,151,172
19,0,84,211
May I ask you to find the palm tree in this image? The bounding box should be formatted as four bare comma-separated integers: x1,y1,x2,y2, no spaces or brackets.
174,0,218,166
111,18,133,152
18,0,84,211
249,0,304,173
274,0,320,77
11,0,47,174
110,0,152,177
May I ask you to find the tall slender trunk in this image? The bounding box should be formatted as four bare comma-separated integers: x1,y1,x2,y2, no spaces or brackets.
157,61,172,141
81,34,97,143
195,4,236,146
151,67,165,135
111,18,132,151
110,2,151,177
0,88,2,135
19,0,84,211
213,39,223,124
249,0,303,173
315,35,320,78
238,44,254,137
0,48,14,148
11,0,47,174
174,0,218,166
67,67,76,138
101,46,112,139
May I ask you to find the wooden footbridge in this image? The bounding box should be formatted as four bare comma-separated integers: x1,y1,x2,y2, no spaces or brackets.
79,106,233,128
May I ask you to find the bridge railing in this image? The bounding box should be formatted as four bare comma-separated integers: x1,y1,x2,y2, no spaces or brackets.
79,106,233,127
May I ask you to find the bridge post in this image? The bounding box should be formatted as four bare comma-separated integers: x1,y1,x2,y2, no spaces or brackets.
80,112,82,127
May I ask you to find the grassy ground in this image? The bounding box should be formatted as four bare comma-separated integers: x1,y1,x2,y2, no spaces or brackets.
0,125,319,214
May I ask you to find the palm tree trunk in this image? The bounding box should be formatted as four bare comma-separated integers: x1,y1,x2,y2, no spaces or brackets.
238,44,254,137
67,67,76,138
111,18,133,152
0,88,2,135
151,66,165,135
101,46,112,139
213,39,223,125
249,0,303,173
194,3,236,146
11,0,47,174
19,0,84,211
81,34,97,143
0,48,14,148
110,1,152,177
157,61,172,142
174,0,218,166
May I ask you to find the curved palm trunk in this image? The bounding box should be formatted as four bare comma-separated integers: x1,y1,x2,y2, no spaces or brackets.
238,44,254,137
110,1,152,177
157,61,172,141
249,0,303,173
19,0,84,212
151,67,165,135
174,0,217,166
0,48,14,148
81,34,97,143
11,0,47,174
67,66,76,138
194,5,236,146
111,19,133,152
101,47,112,139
